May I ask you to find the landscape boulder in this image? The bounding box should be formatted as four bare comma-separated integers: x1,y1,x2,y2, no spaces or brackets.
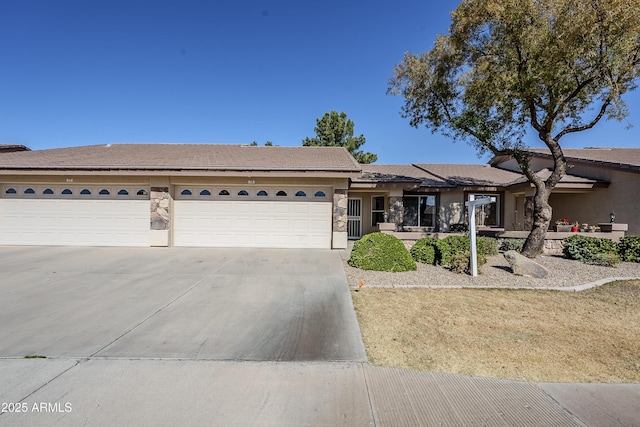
503,250,550,278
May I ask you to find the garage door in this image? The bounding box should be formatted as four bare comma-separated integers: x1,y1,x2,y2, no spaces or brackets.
174,186,332,248
0,185,150,246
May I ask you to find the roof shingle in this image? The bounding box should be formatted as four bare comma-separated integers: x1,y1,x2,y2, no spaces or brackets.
0,144,361,173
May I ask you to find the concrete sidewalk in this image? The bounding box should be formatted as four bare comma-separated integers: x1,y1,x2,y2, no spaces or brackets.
2,358,638,426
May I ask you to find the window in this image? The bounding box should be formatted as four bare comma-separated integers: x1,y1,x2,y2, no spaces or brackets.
199,189,211,196
137,189,149,196
371,196,385,226
295,191,307,197
219,190,230,196
276,190,287,197
237,190,249,196
62,189,73,195
257,190,268,196
43,188,54,195
403,195,436,228
118,189,129,196
180,189,192,196
99,189,110,195
469,194,500,227
80,189,91,195
5,188,16,194
24,188,35,194
314,191,326,198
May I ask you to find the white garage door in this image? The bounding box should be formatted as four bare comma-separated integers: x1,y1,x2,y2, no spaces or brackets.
174,186,332,248
0,185,150,246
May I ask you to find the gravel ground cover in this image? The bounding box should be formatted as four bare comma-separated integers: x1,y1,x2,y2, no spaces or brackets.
343,253,640,289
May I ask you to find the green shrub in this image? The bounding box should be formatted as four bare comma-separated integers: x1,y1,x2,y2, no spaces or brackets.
589,253,622,267
348,232,417,272
449,251,487,274
410,237,439,264
436,235,470,265
499,238,526,252
563,235,619,265
435,235,497,266
618,236,640,262
477,236,499,256
450,223,469,233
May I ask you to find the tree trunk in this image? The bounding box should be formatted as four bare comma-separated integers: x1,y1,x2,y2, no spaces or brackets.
521,185,553,258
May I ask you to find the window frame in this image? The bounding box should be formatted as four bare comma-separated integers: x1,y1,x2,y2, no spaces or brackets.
466,192,502,228
402,194,438,229
370,195,386,227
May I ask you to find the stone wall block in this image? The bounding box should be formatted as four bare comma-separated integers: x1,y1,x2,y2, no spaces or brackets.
333,191,348,233
150,187,170,231
388,196,404,230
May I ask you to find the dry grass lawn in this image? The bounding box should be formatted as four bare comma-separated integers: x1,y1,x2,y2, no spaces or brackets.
352,280,640,383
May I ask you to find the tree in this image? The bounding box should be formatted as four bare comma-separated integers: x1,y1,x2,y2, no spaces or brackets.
388,0,640,257
302,111,377,163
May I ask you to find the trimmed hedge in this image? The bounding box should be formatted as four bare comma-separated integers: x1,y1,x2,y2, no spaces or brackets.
450,223,469,233
349,232,417,272
430,235,498,266
563,235,620,266
449,251,487,274
477,236,499,256
409,237,439,264
618,236,640,262
499,238,526,252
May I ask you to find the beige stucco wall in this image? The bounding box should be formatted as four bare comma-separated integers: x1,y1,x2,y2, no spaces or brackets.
496,157,640,235
438,192,464,232
347,191,389,236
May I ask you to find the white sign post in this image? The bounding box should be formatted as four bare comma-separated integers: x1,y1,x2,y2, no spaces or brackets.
465,195,496,277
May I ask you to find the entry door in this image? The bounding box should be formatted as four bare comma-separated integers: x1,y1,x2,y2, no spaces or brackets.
347,198,362,239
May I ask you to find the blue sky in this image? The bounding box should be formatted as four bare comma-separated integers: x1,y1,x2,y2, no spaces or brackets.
1,1,638,164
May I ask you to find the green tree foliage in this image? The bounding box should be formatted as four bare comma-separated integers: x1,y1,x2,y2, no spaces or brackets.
302,111,378,164
389,0,640,257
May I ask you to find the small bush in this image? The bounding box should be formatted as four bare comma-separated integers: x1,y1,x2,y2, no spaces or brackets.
499,238,526,252
450,223,469,233
588,253,621,267
618,236,640,262
349,232,417,272
436,235,470,265
410,237,439,264
449,251,487,274
435,235,496,266
477,236,499,256
563,235,619,265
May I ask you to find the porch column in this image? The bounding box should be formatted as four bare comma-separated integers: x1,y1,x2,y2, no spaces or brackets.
332,189,348,249
388,191,404,231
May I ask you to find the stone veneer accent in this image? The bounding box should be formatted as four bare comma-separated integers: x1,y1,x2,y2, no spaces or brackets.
150,187,170,230
388,196,404,231
333,189,348,233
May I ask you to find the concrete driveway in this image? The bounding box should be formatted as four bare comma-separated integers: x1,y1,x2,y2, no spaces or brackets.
0,246,366,361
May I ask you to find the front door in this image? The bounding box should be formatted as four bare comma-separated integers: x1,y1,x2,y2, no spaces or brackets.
347,198,362,239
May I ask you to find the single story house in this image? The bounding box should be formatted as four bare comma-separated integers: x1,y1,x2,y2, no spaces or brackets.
350,147,638,240
0,144,360,249
0,144,637,249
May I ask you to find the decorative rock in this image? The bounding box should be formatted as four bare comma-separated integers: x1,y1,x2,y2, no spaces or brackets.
503,250,550,279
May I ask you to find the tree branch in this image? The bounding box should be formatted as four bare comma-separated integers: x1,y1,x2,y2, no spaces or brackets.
554,97,612,140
